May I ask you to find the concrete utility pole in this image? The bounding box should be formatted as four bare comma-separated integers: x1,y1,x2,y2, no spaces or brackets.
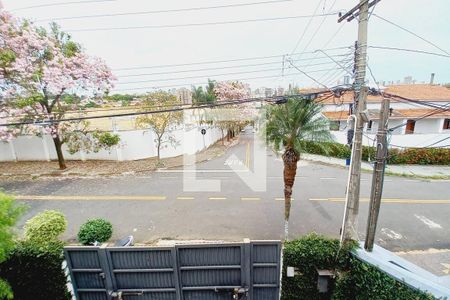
339,0,370,244
364,97,390,251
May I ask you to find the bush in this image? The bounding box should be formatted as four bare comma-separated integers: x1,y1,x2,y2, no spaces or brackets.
0,193,25,300
78,218,113,245
282,234,434,300
282,233,354,300
24,210,67,244
0,240,70,300
302,141,450,165
334,257,434,300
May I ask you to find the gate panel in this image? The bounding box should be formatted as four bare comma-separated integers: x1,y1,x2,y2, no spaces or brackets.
65,241,281,300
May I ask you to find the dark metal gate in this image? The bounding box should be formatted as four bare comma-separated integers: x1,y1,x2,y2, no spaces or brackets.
64,240,281,300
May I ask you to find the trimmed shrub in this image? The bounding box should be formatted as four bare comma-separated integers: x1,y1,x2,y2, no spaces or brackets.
301,141,450,165
24,210,67,244
0,193,25,300
282,234,434,300
334,257,434,300
0,240,70,300
78,218,113,245
282,233,354,299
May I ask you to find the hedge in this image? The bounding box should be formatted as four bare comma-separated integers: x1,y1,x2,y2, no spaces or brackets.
0,240,70,300
282,233,434,300
301,141,450,165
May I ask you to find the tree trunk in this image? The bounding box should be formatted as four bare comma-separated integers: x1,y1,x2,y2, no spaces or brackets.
52,135,67,170
282,147,299,241
156,140,161,162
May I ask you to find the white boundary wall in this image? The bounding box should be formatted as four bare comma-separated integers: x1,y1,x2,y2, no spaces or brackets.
0,126,225,162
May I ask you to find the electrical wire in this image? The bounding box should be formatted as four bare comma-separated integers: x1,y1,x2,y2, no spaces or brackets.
113,49,351,71
118,59,346,78
369,46,450,58
11,0,115,11
37,0,293,22
67,13,341,32
372,14,450,56
0,91,337,127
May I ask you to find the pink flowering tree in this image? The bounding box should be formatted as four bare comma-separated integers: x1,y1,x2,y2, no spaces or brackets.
0,11,116,169
210,81,255,141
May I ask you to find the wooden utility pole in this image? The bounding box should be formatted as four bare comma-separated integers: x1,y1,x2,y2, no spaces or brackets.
364,97,390,251
339,0,370,244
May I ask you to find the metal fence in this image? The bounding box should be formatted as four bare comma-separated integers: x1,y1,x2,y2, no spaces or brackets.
64,240,281,300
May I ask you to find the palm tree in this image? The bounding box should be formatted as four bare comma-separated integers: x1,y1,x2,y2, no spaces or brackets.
264,97,332,240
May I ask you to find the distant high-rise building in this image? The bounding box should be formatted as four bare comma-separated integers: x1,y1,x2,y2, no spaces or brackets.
176,88,192,105
404,76,413,84
264,88,273,97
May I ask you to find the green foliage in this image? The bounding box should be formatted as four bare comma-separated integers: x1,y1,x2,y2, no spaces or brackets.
302,141,450,165
264,98,332,155
105,94,136,106
84,100,100,108
192,79,217,105
282,233,355,300
78,218,113,245
0,193,25,299
24,210,67,245
334,257,434,300
282,234,434,300
0,240,70,300
95,132,121,148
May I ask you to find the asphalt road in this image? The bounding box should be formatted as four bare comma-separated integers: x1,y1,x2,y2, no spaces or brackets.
1,128,449,253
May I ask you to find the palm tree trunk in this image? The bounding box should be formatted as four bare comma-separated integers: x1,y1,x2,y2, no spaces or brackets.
282,147,299,241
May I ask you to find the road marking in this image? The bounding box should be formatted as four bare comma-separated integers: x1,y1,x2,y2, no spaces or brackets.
309,198,450,204
414,214,442,229
15,195,166,201
213,176,230,179
441,263,450,275
177,196,195,200
241,197,260,201
275,197,294,201
381,228,403,240
208,197,227,200
320,177,336,180
246,142,250,169
161,176,178,179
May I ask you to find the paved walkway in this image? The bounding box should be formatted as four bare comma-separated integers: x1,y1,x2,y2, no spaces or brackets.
301,154,450,179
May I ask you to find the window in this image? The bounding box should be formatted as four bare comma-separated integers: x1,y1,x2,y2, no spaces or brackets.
330,121,340,131
405,119,416,134
444,119,450,130
367,120,373,131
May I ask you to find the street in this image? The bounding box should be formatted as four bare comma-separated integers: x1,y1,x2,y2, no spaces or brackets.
1,129,448,253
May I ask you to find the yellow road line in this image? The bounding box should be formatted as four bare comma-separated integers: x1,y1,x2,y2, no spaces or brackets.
176,196,195,200
275,197,294,201
15,195,166,201
209,197,227,200
310,198,450,204
241,197,260,201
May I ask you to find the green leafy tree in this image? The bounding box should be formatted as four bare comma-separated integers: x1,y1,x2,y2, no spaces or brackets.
136,91,183,163
0,193,25,299
191,79,217,105
24,210,67,246
264,97,332,240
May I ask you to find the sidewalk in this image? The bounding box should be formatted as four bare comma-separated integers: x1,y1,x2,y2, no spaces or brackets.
301,153,450,179
0,139,238,179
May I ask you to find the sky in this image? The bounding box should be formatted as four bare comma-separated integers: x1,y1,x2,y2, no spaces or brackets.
2,0,450,94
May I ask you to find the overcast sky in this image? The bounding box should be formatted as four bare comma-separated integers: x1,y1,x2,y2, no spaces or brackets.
3,0,450,94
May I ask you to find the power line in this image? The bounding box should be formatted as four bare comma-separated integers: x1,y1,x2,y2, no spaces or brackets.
11,0,116,11
37,0,293,22
290,0,324,55
118,59,346,78
372,14,449,56
369,46,450,58
116,65,347,85
387,103,450,132
113,49,351,71
67,13,341,32
0,92,336,127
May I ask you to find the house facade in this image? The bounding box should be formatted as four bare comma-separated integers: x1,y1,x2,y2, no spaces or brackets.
320,84,450,148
